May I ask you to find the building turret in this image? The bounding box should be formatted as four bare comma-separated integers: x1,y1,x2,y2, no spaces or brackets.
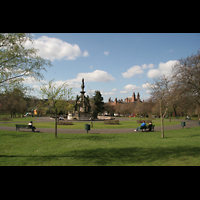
132,92,136,102
137,92,140,100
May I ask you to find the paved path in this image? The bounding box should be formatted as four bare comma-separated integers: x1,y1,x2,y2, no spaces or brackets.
0,119,199,134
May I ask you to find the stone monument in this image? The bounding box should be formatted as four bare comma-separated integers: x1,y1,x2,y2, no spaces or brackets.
68,78,93,120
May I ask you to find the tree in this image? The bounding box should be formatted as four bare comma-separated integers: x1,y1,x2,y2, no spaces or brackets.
40,79,72,138
1,85,27,118
0,33,52,88
104,103,115,116
172,50,200,118
147,75,183,138
92,91,104,118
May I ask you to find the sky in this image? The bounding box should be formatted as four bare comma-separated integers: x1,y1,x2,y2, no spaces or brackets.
24,33,200,102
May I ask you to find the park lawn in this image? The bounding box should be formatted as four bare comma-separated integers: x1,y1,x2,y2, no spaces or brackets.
0,117,38,122
0,119,180,129
0,126,200,166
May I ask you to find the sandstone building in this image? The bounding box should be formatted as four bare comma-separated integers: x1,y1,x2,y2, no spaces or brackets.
108,92,143,105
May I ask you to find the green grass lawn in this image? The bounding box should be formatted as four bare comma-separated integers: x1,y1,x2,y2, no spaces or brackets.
0,117,37,122
0,127,200,166
0,118,180,129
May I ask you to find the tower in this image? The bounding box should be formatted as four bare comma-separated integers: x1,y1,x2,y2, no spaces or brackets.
132,92,136,102
137,92,140,100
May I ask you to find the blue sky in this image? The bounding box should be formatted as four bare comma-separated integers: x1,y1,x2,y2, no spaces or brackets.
24,33,200,102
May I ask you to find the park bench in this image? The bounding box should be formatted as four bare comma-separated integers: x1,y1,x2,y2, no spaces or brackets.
15,124,35,132
138,124,155,132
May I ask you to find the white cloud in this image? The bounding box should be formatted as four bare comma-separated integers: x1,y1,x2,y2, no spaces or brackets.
142,63,154,69
146,90,151,94
148,63,154,69
73,70,115,82
147,60,179,78
120,91,128,94
46,70,115,90
26,70,115,92
147,69,161,78
54,80,80,89
142,64,148,69
83,50,89,57
124,84,141,91
104,51,109,56
112,88,117,91
142,83,151,89
122,65,144,78
103,92,116,96
25,36,89,61
23,77,48,85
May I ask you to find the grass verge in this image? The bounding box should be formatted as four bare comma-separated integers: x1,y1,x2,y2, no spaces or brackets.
0,127,200,166
0,119,180,129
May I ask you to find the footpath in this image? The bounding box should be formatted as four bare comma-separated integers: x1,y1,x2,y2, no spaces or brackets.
0,120,199,134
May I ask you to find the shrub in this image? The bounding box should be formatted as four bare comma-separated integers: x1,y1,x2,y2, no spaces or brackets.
0,118,12,121
57,121,73,125
104,120,119,125
137,120,152,123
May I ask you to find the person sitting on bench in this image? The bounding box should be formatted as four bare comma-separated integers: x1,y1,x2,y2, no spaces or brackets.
135,121,146,131
28,121,36,131
147,122,153,131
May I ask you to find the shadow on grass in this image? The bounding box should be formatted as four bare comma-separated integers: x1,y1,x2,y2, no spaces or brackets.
0,133,31,138
1,146,200,166
66,146,200,165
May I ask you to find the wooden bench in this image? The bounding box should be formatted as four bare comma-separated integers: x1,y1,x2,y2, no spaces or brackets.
15,124,35,132
138,125,155,132
138,125,147,132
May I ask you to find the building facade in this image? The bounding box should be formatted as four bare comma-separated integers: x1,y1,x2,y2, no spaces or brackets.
108,92,142,105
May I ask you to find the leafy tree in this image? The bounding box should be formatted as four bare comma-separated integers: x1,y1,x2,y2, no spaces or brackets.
0,33,52,88
40,79,72,138
92,91,104,118
172,50,200,118
104,103,115,116
1,85,27,118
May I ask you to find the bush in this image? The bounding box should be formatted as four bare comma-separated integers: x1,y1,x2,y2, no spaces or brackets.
57,121,73,125
0,118,12,121
137,120,152,123
192,114,198,117
104,120,119,125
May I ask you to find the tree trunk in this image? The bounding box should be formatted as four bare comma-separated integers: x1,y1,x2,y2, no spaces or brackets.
161,116,164,138
160,100,164,138
55,109,58,138
173,107,177,117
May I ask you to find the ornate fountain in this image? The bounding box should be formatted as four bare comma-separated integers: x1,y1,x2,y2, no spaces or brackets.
68,78,93,120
